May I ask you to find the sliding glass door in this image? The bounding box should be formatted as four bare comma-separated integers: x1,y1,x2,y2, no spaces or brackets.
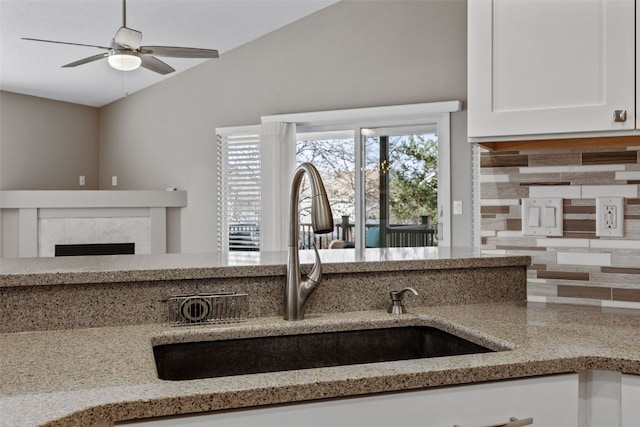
296,131,356,249
362,127,438,248
296,126,438,249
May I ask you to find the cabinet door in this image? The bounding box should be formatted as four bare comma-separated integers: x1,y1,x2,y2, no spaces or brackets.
119,374,579,426
622,374,640,427
468,0,635,139
579,370,622,427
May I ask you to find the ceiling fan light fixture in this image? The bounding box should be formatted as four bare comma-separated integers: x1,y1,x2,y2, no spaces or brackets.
108,50,141,71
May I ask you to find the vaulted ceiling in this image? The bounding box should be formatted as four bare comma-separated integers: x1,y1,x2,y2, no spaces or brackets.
0,0,339,107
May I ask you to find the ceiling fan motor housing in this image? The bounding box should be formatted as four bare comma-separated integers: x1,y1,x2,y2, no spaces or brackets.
108,49,142,71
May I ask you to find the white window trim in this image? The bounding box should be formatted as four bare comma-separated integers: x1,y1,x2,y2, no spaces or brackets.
262,101,462,130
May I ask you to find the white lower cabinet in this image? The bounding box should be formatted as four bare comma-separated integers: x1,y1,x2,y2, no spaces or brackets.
118,374,579,427
622,374,640,427
579,370,622,427
578,371,640,427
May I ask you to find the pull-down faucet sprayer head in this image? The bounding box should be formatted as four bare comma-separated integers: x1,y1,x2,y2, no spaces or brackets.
309,183,333,235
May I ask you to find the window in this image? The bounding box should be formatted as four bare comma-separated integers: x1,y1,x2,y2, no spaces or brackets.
216,126,261,252
363,128,438,248
296,127,438,249
296,132,356,249
263,101,460,251
216,101,461,253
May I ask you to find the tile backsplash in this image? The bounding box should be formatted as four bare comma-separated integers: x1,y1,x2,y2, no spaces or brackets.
480,144,640,309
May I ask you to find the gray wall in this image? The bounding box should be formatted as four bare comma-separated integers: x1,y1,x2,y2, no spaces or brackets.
99,0,470,253
0,91,99,190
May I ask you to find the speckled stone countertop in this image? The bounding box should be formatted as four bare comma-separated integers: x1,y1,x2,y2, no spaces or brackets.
0,247,530,287
1,302,638,427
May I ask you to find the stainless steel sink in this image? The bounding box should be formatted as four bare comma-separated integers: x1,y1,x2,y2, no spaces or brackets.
153,326,494,381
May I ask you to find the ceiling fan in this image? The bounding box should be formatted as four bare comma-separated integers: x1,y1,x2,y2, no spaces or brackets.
22,0,219,75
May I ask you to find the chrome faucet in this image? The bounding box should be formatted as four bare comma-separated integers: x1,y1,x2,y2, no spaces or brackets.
285,163,333,321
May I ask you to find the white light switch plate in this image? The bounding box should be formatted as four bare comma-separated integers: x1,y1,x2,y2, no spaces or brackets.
596,197,624,237
453,200,463,215
522,198,563,236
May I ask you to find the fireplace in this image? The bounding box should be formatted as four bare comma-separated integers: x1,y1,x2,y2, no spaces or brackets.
38,216,151,257
55,243,135,257
0,190,187,258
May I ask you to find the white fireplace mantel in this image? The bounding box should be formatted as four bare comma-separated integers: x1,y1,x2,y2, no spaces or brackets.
0,190,187,258
0,190,187,209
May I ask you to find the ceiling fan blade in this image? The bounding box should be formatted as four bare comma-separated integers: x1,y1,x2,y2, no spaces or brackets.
22,37,111,50
62,53,109,68
140,45,219,59
140,55,175,75
114,26,142,49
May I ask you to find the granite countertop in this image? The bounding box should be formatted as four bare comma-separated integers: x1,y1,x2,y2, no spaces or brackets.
0,247,530,287
1,301,639,427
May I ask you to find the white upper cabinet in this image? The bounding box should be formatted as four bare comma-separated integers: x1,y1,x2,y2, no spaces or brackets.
468,0,636,140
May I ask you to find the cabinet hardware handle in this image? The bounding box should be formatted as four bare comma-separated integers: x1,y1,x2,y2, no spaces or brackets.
614,110,627,122
453,416,533,427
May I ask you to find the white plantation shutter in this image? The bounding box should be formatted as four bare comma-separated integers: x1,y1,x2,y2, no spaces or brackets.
216,125,261,252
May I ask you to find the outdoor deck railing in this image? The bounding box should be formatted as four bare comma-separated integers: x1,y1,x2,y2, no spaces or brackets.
228,216,435,251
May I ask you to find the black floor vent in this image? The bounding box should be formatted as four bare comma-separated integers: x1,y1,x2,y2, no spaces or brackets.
55,243,135,257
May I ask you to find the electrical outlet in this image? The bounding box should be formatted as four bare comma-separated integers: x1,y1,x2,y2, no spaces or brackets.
596,197,624,237
604,205,617,228
79,175,85,186
111,176,118,186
